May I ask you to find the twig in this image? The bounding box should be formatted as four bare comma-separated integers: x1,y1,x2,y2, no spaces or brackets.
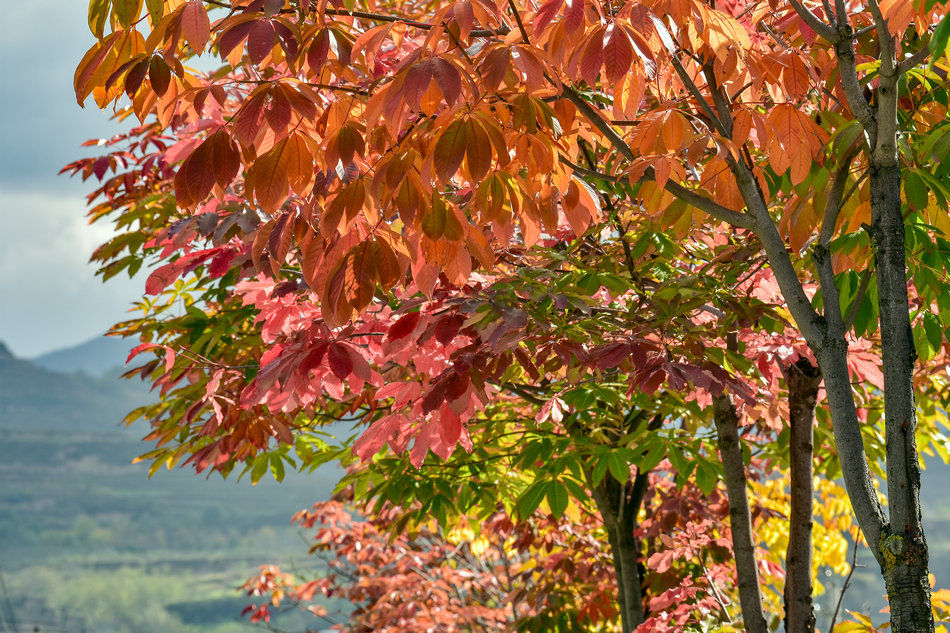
827,539,864,633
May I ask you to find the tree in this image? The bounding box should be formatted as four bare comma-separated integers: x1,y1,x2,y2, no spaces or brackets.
70,0,950,632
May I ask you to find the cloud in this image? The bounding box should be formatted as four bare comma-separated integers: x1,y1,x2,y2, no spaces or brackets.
0,4,141,356
0,187,143,357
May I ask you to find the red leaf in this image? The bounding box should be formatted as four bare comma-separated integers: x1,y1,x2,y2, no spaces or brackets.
429,57,462,105
422,380,447,414
248,20,277,66
181,0,211,54
579,30,604,87
173,135,217,208
353,413,406,460
602,24,633,84
533,0,563,34
435,315,462,345
386,312,421,344
145,261,181,295
327,343,354,380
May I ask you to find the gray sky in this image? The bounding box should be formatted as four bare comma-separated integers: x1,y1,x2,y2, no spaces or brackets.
0,3,143,357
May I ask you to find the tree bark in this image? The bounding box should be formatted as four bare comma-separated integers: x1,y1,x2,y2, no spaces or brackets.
713,394,769,633
869,160,934,633
589,471,645,633
784,358,821,633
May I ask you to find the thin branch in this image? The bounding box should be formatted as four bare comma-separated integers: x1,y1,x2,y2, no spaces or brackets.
819,148,859,248
560,86,635,161
827,540,863,633
325,8,510,36
669,55,729,137
787,0,838,41
820,0,837,28
701,60,734,137
506,0,531,43
557,155,755,229
897,46,932,74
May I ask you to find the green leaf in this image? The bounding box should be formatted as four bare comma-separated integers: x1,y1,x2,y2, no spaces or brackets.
269,454,286,482
638,442,665,473
545,480,569,517
930,11,950,60
914,319,936,362
591,452,610,487
905,170,929,210
606,451,630,483
695,460,719,496
517,480,548,518
250,456,269,484
89,0,111,37
562,477,589,502
924,310,944,350
112,0,143,27
145,0,164,22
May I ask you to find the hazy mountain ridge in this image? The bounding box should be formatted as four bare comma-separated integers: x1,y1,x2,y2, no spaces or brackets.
0,336,341,633
30,335,135,377
0,337,147,432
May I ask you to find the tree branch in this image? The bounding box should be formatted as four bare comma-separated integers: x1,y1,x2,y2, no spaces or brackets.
783,358,822,633
670,55,729,137
713,395,769,633
819,148,859,249
557,155,755,229
897,45,932,75
787,0,838,41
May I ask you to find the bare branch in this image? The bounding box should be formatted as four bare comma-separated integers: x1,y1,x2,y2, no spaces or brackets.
827,541,863,633
897,45,932,74
670,55,729,137
866,0,896,77
819,147,859,248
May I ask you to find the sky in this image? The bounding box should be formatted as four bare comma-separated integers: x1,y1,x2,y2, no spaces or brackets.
0,4,143,357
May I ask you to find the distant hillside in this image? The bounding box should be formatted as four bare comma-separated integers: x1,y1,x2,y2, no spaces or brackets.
0,339,343,633
31,334,134,376
0,339,148,432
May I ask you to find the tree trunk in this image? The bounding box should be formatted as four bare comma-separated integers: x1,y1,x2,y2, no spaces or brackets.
784,358,821,633
869,161,934,633
713,394,769,633
589,471,645,633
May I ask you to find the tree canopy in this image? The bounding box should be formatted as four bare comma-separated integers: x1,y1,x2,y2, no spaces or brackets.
68,0,950,631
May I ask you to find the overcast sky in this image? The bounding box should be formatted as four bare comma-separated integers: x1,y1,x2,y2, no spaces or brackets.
0,4,143,357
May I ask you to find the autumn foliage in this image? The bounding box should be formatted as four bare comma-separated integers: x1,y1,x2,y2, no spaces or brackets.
68,0,950,630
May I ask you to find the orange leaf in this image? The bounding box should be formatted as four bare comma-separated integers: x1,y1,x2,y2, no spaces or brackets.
433,119,473,183
251,140,292,213
181,0,211,54
602,24,634,84
284,133,314,196
465,119,493,181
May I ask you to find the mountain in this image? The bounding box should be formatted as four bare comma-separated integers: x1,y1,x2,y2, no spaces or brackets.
31,334,134,376
0,338,147,432
0,340,344,633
